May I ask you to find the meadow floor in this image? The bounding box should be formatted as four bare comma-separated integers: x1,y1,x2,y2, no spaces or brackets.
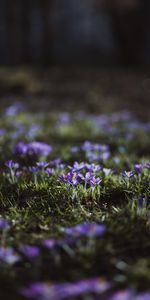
0,67,150,300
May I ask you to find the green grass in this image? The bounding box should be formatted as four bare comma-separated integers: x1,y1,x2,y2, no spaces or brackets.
0,100,149,300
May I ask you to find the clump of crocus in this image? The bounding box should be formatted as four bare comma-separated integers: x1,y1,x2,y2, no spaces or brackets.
5,160,19,183
0,247,20,265
20,278,111,300
64,223,106,238
14,141,52,158
59,172,81,186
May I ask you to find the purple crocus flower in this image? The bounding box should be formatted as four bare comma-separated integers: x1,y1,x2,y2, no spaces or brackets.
14,142,28,155
21,245,40,259
134,164,144,174
121,171,134,178
20,278,110,300
108,289,134,300
145,162,150,169
5,160,19,169
64,223,106,238
135,292,150,300
58,112,70,124
99,150,111,161
59,172,80,186
27,142,52,157
36,162,49,170
42,237,76,250
85,163,101,172
5,102,24,116
79,172,93,183
103,168,112,176
0,247,20,265
68,162,86,172
90,176,102,187
29,166,39,173
42,239,59,249
14,142,52,157
51,158,62,167
82,141,93,152
20,283,44,299
0,218,10,230
70,146,80,154
46,168,54,177
0,128,6,136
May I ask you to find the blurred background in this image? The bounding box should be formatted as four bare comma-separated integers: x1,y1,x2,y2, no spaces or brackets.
0,0,150,117
0,0,150,66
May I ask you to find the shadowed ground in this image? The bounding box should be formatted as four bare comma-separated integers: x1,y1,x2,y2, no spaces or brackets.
0,67,149,118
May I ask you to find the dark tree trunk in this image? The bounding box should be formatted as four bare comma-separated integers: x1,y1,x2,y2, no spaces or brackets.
108,0,149,66
39,0,54,65
21,0,31,64
6,0,23,64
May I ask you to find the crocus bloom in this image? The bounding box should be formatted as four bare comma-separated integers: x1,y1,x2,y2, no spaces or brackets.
5,160,19,169
79,172,93,183
29,166,38,173
0,218,10,230
46,168,54,177
108,289,134,300
70,146,80,153
20,278,110,300
59,172,80,186
5,102,24,116
0,247,20,265
36,162,50,170
135,293,150,300
14,142,28,155
90,176,102,187
85,163,101,172
27,142,52,157
64,223,106,238
14,142,52,157
51,158,62,167
103,168,112,176
21,245,40,259
145,162,150,169
134,164,144,174
121,171,134,178
68,161,86,172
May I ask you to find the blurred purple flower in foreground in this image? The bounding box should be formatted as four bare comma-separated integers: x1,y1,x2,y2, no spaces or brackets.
21,278,111,300
108,289,134,300
135,292,150,300
64,223,106,238
42,237,75,250
21,245,40,259
108,289,150,300
0,218,10,230
0,247,20,265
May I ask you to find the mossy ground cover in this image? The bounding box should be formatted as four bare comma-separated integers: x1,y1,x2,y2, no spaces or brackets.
0,70,150,300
